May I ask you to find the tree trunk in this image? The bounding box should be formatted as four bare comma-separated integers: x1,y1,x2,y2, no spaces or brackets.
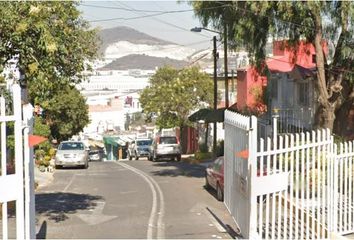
334,100,354,138
314,103,335,130
312,9,334,131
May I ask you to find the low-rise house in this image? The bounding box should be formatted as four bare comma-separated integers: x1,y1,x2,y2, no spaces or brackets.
236,40,328,135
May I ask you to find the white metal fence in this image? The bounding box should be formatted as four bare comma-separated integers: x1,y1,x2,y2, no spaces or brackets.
224,110,258,238
0,84,35,240
224,109,354,239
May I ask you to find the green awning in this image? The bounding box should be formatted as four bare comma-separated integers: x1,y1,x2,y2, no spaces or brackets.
188,108,226,123
103,136,118,147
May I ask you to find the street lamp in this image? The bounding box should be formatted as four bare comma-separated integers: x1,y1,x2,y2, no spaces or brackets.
191,26,229,108
191,26,229,155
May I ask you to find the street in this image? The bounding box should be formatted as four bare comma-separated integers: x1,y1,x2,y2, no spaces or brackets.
35,159,239,239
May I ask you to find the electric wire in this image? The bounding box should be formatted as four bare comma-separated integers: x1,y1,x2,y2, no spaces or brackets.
109,1,212,39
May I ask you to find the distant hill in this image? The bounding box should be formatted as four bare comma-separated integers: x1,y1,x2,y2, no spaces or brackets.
99,26,174,53
99,54,189,70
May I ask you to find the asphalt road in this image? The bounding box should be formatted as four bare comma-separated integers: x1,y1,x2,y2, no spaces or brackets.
35,159,240,239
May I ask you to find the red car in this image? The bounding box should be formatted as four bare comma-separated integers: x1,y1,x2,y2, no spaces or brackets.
205,156,224,201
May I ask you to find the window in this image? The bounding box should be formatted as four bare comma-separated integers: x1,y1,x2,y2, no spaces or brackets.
136,140,152,146
59,142,85,150
298,82,309,106
159,137,177,144
271,77,278,100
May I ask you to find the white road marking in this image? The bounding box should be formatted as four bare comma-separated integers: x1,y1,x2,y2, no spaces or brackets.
63,174,76,192
117,162,161,239
76,201,117,225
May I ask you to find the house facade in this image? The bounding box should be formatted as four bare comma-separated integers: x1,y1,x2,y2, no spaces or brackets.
236,40,328,133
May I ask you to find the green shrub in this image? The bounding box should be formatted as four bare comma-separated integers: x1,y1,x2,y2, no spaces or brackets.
199,143,209,153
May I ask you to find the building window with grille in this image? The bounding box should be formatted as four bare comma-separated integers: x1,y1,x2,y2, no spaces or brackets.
298,82,309,106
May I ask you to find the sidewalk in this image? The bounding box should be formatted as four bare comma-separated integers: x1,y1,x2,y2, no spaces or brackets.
34,167,54,190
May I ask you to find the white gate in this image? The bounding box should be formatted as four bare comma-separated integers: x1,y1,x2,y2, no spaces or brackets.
0,84,35,239
224,109,354,239
224,110,258,238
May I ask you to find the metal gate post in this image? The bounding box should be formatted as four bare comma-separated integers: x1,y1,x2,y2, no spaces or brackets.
248,116,258,239
13,85,25,239
23,103,35,239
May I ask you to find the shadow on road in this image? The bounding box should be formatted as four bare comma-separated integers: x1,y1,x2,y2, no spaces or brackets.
150,161,206,178
36,220,47,239
206,207,242,239
36,192,103,222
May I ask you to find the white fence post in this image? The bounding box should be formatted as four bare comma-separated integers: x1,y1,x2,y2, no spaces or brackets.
13,85,25,239
248,116,258,239
1,96,8,240
23,103,35,239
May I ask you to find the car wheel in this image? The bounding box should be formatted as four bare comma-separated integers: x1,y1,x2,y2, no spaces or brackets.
216,183,223,201
176,155,181,161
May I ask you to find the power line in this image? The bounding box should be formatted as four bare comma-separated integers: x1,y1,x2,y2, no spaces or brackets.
189,42,223,66
81,3,191,13
108,1,212,39
81,2,229,15
89,12,170,22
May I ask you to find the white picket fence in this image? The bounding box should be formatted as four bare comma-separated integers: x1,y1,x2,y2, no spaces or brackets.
0,84,35,239
224,109,354,239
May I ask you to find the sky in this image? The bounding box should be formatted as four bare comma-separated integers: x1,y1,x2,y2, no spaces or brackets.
78,1,217,51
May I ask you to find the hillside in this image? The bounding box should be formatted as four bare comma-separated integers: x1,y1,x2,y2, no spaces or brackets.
99,54,189,70
99,26,174,54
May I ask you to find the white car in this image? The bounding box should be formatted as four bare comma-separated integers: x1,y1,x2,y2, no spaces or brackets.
149,136,181,161
55,141,89,169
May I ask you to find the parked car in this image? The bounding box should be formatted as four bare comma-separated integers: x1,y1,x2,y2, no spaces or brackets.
88,149,104,161
127,138,153,160
55,141,89,169
205,156,224,201
149,136,181,161
205,157,272,203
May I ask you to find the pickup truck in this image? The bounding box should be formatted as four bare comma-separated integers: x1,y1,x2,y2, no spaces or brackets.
127,138,153,160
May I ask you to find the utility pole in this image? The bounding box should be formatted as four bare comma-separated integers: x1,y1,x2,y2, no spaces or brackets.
213,36,217,154
224,23,229,108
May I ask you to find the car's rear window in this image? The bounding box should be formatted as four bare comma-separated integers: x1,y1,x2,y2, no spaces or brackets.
59,142,84,150
137,140,152,146
159,137,177,144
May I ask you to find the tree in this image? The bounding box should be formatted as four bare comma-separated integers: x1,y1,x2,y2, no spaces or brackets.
191,1,354,135
0,2,99,141
140,66,214,150
0,1,99,102
42,84,90,142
